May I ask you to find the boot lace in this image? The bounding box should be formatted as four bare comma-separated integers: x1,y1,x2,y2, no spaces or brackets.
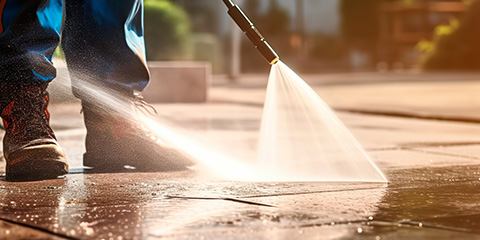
133,92,157,116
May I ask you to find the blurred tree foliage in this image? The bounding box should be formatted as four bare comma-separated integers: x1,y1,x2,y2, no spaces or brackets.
419,0,480,70
171,1,224,73
173,1,218,33
144,0,191,60
53,45,65,59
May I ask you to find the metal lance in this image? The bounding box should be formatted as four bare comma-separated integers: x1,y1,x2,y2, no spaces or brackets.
222,0,280,65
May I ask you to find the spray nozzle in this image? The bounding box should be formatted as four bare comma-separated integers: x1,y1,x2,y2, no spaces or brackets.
222,0,279,65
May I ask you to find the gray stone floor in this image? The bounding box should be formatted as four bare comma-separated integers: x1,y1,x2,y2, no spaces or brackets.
1,72,480,239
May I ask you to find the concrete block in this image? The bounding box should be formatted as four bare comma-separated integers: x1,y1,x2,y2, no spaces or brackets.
49,60,211,104
143,61,211,103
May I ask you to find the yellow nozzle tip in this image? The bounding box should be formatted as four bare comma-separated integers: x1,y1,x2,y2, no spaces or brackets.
270,57,279,65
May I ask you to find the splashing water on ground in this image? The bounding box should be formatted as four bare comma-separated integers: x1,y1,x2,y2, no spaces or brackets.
52,60,386,182
257,61,387,182
51,62,262,180
138,115,264,180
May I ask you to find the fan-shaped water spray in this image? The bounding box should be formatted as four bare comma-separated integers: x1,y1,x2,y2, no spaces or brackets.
257,61,387,182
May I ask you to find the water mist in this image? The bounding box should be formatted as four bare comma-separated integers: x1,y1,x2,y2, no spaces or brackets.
51,63,263,180
257,61,387,182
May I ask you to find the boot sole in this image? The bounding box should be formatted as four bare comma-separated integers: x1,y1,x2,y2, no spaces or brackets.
83,149,192,173
6,144,68,181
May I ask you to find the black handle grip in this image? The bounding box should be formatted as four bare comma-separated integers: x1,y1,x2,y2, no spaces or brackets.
222,0,279,65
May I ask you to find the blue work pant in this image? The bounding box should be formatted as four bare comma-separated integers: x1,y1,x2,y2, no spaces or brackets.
0,0,149,107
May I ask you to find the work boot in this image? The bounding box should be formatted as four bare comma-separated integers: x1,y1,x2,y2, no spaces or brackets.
81,89,193,172
1,86,68,181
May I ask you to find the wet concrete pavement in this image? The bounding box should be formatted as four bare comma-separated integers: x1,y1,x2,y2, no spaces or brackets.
1,72,480,239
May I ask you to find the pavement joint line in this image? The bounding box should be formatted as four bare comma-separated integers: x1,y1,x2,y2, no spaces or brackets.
295,219,366,228
293,219,480,234
0,217,79,240
238,185,387,199
399,141,480,148
420,213,480,221
335,108,480,125
367,147,402,151
164,196,277,208
209,100,263,108
403,147,480,161
209,100,480,126
374,219,480,234
418,213,480,229
367,146,480,160
368,140,480,152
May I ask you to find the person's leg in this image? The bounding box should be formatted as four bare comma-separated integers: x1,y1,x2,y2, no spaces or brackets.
62,0,191,172
61,0,149,95
0,0,68,181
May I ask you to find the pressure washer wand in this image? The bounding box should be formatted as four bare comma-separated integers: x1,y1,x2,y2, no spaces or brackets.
222,0,279,65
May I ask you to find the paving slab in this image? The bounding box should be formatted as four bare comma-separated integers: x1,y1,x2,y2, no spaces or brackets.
1,73,480,239
210,79,480,121
0,165,478,239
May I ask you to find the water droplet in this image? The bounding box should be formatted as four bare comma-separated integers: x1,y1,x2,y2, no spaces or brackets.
357,228,363,233
418,223,423,227
124,165,136,170
368,216,374,221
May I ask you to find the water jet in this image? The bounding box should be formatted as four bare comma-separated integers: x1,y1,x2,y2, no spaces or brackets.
222,0,387,182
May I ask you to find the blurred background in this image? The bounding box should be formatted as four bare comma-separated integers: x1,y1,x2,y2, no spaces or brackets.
143,0,479,78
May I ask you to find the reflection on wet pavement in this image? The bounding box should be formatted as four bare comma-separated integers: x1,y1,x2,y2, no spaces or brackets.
375,165,480,232
0,96,480,239
0,164,478,239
